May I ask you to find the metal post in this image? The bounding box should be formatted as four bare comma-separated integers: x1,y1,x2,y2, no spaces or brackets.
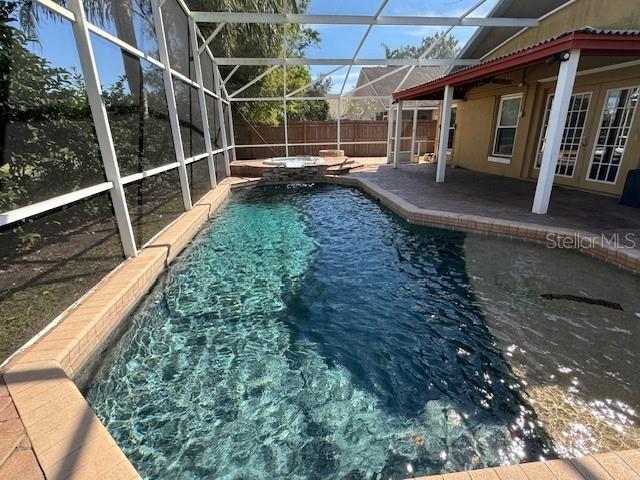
410,107,418,161
436,85,453,183
533,49,581,214
337,96,342,150
225,97,237,163
189,19,216,188
386,103,394,163
393,100,403,169
283,99,289,156
151,0,192,210
282,0,288,157
67,0,137,258
212,61,231,175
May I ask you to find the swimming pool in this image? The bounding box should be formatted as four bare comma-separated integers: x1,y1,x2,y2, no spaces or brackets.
86,184,640,479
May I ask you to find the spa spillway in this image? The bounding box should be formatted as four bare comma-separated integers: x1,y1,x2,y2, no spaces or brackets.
263,156,325,168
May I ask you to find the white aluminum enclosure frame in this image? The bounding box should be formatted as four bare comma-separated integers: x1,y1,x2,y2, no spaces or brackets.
1,0,557,254
1,0,233,259
191,0,545,157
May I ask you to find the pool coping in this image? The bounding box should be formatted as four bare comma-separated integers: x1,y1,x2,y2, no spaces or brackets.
1,184,231,479
1,176,638,479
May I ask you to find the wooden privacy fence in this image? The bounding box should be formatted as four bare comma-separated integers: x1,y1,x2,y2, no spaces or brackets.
234,120,437,159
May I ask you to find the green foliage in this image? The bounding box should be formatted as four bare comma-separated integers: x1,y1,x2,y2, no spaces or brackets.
199,0,331,125
0,1,103,212
235,64,331,125
0,1,179,214
383,31,460,59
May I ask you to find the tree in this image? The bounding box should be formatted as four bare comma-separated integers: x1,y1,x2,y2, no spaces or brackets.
232,64,331,125
383,31,459,60
0,1,103,211
197,0,330,125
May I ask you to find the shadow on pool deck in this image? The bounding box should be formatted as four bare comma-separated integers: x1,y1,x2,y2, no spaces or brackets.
349,163,640,247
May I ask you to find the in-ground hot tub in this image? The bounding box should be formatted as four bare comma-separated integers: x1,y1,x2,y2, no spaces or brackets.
263,155,325,168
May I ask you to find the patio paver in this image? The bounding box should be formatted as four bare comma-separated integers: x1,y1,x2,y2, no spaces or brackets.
349,163,640,249
414,451,640,480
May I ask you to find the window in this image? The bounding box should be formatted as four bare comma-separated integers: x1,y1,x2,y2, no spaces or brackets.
492,94,522,157
447,106,457,150
535,92,591,177
587,87,639,183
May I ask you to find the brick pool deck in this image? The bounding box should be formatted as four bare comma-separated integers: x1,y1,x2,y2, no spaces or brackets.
351,162,640,249
1,164,639,479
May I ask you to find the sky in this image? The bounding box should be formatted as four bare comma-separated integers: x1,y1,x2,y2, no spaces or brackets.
22,0,500,95
305,0,499,92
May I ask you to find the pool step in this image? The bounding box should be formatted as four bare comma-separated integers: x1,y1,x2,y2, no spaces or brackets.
325,158,362,174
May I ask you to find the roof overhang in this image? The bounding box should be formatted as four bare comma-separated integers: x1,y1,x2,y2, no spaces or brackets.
393,32,640,101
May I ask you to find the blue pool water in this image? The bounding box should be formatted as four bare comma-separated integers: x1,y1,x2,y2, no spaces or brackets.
86,184,554,479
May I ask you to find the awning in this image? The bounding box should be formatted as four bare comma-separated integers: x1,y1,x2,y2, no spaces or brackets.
393,28,640,101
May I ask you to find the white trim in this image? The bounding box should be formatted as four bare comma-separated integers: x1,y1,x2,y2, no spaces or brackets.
235,141,387,148
410,108,418,160
537,59,640,83
225,93,237,162
68,0,138,258
286,65,346,98
152,0,192,210
338,0,389,96
585,85,640,185
86,23,166,70
351,66,410,95
395,0,488,92
229,96,405,102
0,183,113,227
121,162,181,184
533,49,581,214
214,58,478,66
393,100,403,168
337,96,342,148
534,91,592,178
491,93,523,157
34,0,75,21
454,0,505,62
230,65,279,97
202,86,219,98
170,68,201,89
190,18,217,188
223,65,240,85
191,12,538,28
487,155,512,164
185,152,210,164
283,69,289,157
198,22,225,54
386,105,394,162
213,60,232,175
175,0,192,17
436,85,453,182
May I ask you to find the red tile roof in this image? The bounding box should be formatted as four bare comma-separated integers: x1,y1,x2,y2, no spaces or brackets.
393,29,640,101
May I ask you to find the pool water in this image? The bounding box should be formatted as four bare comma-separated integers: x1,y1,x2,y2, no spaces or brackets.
86,184,638,479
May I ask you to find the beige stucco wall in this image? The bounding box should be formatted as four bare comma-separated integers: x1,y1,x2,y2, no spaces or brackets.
449,61,640,197
486,0,640,60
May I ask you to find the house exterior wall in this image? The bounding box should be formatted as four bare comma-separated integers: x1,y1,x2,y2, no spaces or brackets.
485,0,640,61
448,61,640,197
